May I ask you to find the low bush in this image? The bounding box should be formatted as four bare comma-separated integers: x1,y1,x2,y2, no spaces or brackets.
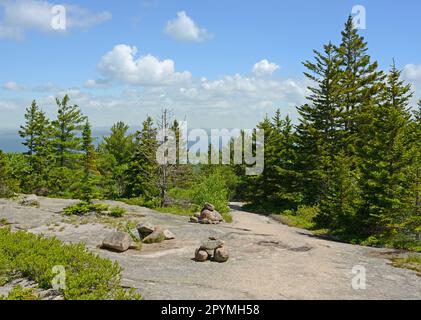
392,255,421,275
191,171,230,214
3,286,39,300
0,228,141,300
272,205,319,229
63,202,126,218
109,206,126,218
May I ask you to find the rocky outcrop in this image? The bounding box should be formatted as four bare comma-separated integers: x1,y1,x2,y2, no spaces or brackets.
19,194,40,207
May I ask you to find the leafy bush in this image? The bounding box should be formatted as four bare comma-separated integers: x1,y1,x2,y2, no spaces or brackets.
63,202,92,216
0,228,140,300
4,286,39,300
63,202,126,218
191,171,230,213
273,205,319,229
109,206,126,218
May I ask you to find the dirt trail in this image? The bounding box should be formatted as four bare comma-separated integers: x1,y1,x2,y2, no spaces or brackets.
0,198,420,299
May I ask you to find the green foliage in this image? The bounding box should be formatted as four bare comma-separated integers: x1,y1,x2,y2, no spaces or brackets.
63,202,125,218
272,206,319,229
125,117,159,201
191,170,230,213
0,228,141,300
63,202,91,216
109,206,126,218
0,150,19,197
392,255,421,275
5,286,39,300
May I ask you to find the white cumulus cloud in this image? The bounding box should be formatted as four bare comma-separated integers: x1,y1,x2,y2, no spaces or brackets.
0,0,111,40
403,64,421,81
97,44,192,86
2,81,24,91
403,64,421,104
164,11,212,42
252,59,280,76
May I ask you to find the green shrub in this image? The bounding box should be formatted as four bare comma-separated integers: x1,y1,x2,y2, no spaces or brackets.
63,202,126,218
0,228,141,300
191,171,230,214
222,212,233,223
392,255,421,275
63,202,92,216
109,206,126,218
273,205,319,229
5,286,39,300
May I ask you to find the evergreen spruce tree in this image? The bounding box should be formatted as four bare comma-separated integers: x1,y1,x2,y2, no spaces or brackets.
50,95,86,194
51,95,86,168
336,16,384,150
19,100,40,157
296,42,343,205
126,116,159,202
97,122,134,198
356,63,413,236
19,100,53,194
80,120,98,202
319,151,360,231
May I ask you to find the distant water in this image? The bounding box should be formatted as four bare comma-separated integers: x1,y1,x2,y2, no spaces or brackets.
0,128,112,153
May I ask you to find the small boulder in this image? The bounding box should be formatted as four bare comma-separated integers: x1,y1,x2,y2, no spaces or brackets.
195,249,209,262
203,202,215,211
214,247,229,263
143,228,166,244
20,194,40,207
200,239,225,251
200,209,223,223
136,222,155,238
102,232,131,252
163,229,175,240
209,235,219,240
189,216,199,223
199,218,211,224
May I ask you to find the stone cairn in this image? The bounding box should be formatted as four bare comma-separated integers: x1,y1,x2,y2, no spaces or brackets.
194,236,229,263
189,202,224,224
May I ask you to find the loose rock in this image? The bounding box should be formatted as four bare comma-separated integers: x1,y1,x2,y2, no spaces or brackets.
102,231,132,252
203,202,215,211
214,247,229,262
200,239,225,251
200,209,223,223
195,249,209,262
143,228,166,244
190,216,199,223
136,222,155,238
163,229,175,240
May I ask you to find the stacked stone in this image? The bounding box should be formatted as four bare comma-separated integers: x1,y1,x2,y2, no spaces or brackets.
190,202,223,224
194,237,229,263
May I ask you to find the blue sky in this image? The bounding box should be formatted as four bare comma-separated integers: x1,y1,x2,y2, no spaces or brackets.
0,0,420,130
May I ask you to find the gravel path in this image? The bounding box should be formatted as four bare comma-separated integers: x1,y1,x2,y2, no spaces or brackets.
1,197,420,300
